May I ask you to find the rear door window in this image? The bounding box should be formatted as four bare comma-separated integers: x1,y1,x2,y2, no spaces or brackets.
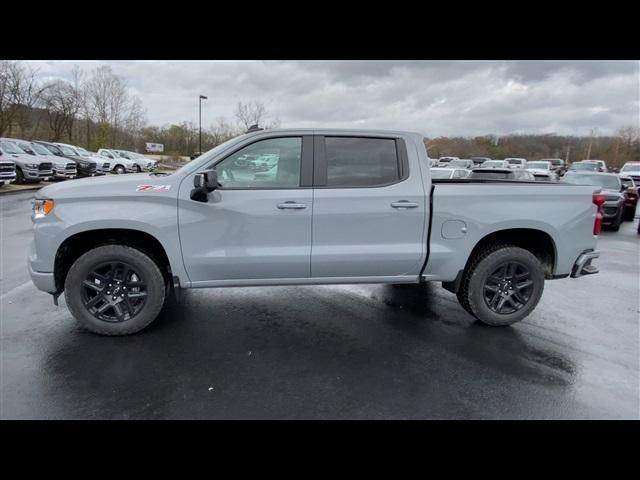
324,137,401,187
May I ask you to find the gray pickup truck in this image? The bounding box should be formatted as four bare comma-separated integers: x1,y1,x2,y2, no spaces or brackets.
28,129,602,335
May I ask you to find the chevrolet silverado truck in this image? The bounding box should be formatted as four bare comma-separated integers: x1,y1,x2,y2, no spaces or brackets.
28,129,602,335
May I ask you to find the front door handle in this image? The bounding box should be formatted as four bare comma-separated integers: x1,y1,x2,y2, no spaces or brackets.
391,201,419,209
277,201,307,210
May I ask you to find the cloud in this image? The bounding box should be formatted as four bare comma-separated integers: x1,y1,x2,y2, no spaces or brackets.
25,60,639,137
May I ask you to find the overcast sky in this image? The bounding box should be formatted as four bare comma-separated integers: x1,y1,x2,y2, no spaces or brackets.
27,60,639,137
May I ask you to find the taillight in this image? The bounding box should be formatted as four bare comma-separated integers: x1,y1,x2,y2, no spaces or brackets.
592,192,605,235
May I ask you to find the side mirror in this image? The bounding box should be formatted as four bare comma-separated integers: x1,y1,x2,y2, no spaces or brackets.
191,169,219,202
621,184,628,192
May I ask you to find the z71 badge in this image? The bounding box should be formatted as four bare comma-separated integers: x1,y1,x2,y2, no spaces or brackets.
136,184,171,192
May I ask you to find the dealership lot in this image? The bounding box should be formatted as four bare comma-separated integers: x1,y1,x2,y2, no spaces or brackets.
1,190,638,419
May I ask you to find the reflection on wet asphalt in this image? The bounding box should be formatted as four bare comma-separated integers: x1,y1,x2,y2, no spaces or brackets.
1,191,638,419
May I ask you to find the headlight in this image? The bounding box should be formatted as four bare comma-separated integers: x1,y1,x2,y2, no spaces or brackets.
32,199,55,219
26,163,39,169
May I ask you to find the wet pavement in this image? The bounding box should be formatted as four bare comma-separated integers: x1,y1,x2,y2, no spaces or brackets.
1,190,638,419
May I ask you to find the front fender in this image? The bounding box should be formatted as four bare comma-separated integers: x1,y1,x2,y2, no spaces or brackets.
29,195,190,286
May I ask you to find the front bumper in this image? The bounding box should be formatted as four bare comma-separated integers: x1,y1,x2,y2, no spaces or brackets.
53,169,77,179
24,168,53,181
571,250,600,278
0,173,17,182
28,262,57,293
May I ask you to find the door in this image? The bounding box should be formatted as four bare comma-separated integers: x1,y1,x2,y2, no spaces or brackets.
311,135,427,278
178,135,314,285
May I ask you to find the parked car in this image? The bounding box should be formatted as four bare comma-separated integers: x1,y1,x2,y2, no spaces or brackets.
0,139,53,184
114,150,157,172
526,161,559,181
569,161,600,172
469,167,515,180
34,141,98,178
540,158,567,175
446,159,475,169
29,128,602,336
581,159,608,172
0,152,17,186
437,156,459,167
619,161,640,183
480,160,510,169
471,157,491,166
504,158,527,169
619,176,638,221
54,143,110,175
430,167,470,179
2,138,77,180
72,147,112,173
97,149,136,174
563,172,625,231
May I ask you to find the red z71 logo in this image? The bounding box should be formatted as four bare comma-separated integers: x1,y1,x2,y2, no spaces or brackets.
136,184,171,192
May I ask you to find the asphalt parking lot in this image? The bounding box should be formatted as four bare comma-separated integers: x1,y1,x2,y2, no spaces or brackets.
1,190,638,419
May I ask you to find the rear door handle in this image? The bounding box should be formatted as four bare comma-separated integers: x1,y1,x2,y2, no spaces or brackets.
391,201,419,209
277,201,307,210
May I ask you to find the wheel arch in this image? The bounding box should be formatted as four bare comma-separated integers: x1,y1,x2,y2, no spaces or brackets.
465,228,557,279
54,228,174,293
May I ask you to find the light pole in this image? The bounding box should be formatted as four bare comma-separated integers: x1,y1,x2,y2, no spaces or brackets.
199,95,208,154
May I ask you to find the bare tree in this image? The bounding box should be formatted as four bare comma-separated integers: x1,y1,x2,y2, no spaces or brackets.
233,100,283,130
0,61,45,136
41,80,81,141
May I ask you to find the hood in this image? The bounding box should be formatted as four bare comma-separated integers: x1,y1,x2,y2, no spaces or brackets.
37,171,179,200
7,153,42,164
41,154,70,167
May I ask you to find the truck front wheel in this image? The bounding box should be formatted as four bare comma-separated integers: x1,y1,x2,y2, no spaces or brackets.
458,245,545,326
64,245,166,335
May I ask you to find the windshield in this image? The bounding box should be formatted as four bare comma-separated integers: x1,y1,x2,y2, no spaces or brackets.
564,173,620,189
546,159,563,165
621,164,640,172
507,159,523,165
482,161,504,167
0,141,26,154
30,142,51,155
527,162,550,169
430,169,453,179
76,147,91,156
620,178,635,188
570,162,598,171
448,160,468,167
58,145,79,156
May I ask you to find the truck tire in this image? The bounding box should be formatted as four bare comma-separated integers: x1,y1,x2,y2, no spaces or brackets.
609,209,622,231
114,165,125,174
15,167,25,184
458,245,544,326
623,206,636,222
64,245,166,335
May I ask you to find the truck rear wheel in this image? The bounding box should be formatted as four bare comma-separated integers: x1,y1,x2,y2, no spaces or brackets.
64,245,166,335
458,245,544,326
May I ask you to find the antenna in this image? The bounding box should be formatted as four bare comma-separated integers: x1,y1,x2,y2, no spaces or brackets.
246,124,264,133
